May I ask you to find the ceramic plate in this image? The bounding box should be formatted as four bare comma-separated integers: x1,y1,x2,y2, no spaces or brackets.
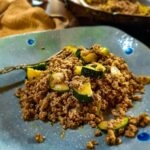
0,26,150,150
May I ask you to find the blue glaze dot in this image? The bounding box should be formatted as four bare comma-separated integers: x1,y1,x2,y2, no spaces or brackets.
27,39,35,46
137,132,150,141
124,47,134,55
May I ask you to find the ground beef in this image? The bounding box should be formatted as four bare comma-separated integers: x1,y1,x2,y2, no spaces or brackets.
86,140,99,149
16,44,146,130
34,133,45,143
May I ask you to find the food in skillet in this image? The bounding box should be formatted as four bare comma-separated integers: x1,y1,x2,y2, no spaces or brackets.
16,44,150,148
85,0,150,16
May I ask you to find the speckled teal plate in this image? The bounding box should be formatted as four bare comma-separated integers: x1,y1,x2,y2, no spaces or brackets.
0,26,150,150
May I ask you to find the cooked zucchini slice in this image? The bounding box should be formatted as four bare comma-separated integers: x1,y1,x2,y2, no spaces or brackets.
75,49,81,58
79,50,98,63
50,72,65,83
50,83,69,92
28,62,47,70
74,66,82,75
27,68,43,80
73,82,93,103
64,45,78,54
95,47,109,56
26,62,47,79
81,52,98,63
98,117,129,130
100,47,109,56
81,63,106,78
64,45,84,59
50,72,69,92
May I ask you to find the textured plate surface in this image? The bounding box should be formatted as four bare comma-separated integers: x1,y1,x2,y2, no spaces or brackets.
0,26,150,150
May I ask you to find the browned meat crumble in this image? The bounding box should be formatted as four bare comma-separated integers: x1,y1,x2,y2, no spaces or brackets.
16,44,150,149
34,133,45,143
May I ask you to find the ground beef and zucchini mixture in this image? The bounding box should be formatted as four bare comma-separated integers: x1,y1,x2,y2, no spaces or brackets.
16,44,150,147
85,0,150,16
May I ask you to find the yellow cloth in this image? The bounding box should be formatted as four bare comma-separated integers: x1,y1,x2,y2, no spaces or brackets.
0,0,67,38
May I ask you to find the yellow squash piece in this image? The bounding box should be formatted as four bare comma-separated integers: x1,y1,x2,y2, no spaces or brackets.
74,66,82,75
27,68,43,80
64,45,78,54
95,47,109,56
81,52,98,63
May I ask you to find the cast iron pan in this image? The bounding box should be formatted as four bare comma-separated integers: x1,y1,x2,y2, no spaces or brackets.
61,0,150,27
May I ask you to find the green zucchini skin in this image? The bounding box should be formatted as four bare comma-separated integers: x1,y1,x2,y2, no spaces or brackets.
98,117,129,131
81,66,104,79
73,90,93,103
25,63,47,79
49,72,69,93
75,49,81,58
28,63,47,70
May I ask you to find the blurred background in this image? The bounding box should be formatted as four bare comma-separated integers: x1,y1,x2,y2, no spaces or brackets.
29,0,150,47
0,0,149,47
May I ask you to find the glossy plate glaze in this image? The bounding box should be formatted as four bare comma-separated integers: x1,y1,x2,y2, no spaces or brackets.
0,26,150,150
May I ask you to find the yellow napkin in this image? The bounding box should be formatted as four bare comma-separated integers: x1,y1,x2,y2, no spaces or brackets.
0,0,68,38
